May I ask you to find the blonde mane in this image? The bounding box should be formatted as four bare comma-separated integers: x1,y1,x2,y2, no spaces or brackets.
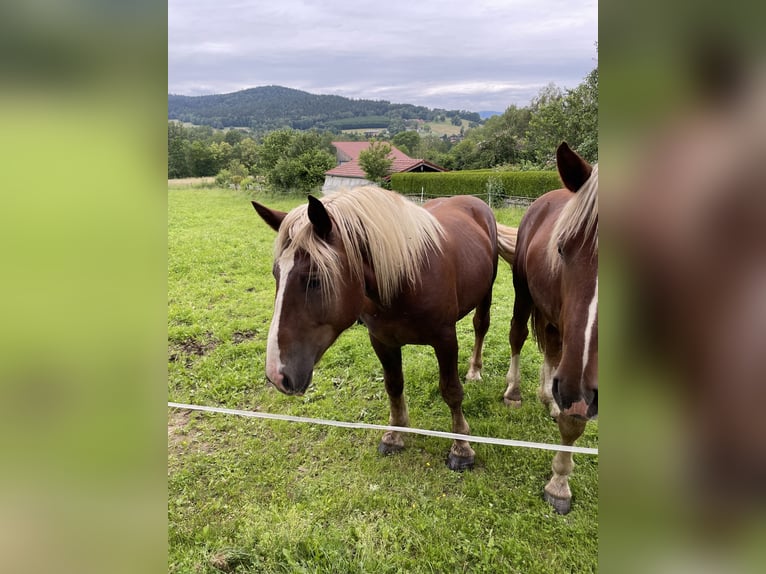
547,163,598,271
275,186,445,305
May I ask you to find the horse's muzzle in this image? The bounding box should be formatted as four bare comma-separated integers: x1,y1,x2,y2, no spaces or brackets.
266,369,311,397
561,399,589,419
554,378,598,420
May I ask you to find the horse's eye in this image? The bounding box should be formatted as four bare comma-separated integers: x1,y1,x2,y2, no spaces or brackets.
557,243,564,257
306,276,321,290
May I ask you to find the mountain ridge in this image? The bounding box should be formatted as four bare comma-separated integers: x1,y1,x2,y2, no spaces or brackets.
168,85,482,131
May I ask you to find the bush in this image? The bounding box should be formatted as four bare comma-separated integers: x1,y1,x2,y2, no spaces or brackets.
390,170,561,200
215,169,231,188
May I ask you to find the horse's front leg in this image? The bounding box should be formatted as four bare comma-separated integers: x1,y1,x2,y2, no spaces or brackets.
369,334,409,455
544,414,587,514
434,331,475,470
504,291,532,407
538,327,562,419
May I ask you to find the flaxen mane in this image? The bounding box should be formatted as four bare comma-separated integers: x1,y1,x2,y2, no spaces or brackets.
546,163,599,272
275,186,445,305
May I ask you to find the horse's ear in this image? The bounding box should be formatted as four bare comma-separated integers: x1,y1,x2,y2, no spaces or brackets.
251,201,286,232
556,142,593,193
307,195,332,241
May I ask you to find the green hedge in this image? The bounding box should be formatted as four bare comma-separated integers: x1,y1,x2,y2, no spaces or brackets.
390,170,561,201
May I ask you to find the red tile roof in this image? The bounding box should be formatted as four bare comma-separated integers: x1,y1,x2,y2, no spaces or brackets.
326,142,445,179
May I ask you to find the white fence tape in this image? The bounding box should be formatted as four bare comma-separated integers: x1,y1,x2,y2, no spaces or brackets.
168,402,598,455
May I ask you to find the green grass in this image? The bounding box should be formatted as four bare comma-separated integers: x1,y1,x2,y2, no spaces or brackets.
168,188,598,573
421,118,470,137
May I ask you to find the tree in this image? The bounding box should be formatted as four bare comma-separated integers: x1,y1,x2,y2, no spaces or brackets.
358,141,394,184
253,128,335,192
188,140,217,176
525,83,568,168
209,141,234,172
224,129,245,146
168,122,191,178
236,138,259,173
388,117,406,136
524,68,598,167
562,66,598,162
257,129,294,174
392,131,421,157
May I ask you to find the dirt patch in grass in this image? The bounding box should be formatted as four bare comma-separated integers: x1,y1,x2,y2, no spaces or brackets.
209,550,255,572
232,330,257,343
167,409,216,457
168,334,218,363
168,409,192,451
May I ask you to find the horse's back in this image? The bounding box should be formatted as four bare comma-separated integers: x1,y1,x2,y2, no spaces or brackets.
423,195,498,316
424,195,497,252
425,195,497,237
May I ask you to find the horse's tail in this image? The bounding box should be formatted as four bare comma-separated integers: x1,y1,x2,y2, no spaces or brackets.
496,223,517,266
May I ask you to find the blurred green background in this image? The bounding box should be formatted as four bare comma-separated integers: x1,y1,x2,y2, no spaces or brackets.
0,3,167,573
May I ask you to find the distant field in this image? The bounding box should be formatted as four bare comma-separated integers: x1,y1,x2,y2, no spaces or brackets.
341,119,470,139
423,118,471,136
168,177,215,188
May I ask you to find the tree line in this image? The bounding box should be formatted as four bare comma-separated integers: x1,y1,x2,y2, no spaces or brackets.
168,64,597,192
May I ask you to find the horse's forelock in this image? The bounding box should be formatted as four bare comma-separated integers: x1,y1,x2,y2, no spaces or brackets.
273,205,340,306
274,187,444,306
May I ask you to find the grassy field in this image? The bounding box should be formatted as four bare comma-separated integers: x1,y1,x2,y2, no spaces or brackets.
168,176,215,188
421,118,471,137
168,187,598,573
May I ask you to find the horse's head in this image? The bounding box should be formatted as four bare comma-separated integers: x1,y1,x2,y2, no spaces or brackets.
252,196,364,395
550,142,598,419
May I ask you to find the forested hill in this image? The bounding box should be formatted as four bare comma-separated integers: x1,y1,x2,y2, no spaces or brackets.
168,85,480,131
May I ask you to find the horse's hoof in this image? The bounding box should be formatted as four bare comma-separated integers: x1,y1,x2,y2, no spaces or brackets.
503,397,522,408
446,452,474,471
378,441,404,456
544,491,572,514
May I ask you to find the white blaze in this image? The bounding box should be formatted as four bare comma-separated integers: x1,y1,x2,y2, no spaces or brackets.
266,255,294,381
581,278,598,377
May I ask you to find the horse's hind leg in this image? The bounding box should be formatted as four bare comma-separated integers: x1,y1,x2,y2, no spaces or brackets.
466,289,492,381
434,331,475,470
369,334,409,455
504,285,533,407
544,414,587,514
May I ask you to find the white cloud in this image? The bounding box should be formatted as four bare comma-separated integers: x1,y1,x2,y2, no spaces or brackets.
168,0,597,110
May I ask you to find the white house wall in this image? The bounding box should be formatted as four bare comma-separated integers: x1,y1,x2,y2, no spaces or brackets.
321,175,374,194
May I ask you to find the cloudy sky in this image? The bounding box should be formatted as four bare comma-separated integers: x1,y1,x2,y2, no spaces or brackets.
169,0,597,113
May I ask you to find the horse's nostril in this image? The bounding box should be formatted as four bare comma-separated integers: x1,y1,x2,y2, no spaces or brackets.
281,374,292,392
552,377,560,397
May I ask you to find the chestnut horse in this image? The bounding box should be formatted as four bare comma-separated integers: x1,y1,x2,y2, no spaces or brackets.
252,186,498,470
499,142,598,514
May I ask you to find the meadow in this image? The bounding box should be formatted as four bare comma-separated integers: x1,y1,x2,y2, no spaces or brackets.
168,187,598,573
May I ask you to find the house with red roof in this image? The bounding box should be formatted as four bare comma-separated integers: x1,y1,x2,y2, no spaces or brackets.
322,141,446,193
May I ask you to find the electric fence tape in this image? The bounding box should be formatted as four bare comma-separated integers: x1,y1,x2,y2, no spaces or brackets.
169,402,598,455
